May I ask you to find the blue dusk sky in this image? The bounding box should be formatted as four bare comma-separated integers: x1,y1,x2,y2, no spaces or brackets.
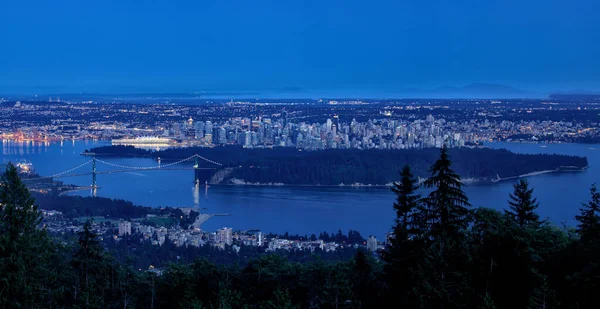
0,0,599,95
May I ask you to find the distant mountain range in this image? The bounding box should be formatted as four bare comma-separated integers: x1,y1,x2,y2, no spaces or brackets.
3,83,599,100
430,83,532,98
255,83,545,99
369,83,540,99
549,93,600,101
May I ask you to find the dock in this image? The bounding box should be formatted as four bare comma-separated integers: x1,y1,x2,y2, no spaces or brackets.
193,213,231,229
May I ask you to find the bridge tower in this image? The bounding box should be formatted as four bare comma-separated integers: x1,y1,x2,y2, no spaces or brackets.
92,156,97,188
90,156,98,197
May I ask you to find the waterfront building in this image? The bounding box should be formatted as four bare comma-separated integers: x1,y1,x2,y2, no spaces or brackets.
216,227,233,246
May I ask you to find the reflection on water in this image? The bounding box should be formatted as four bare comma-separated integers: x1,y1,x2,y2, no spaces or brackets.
1,140,599,238
193,183,200,206
192,182,211,210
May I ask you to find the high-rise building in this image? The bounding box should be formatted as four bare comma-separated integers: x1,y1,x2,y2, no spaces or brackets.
264,123,274,144
185,117,196,138
171,122,181,138
367,235,378,252
252,120,261,132
228,131,236,144
426,114,435,124
216,227,233,246
257,124,265,143
251,132,258,146
118,221,131,236
282,110,288,128
205,121,213,136
218,127,227,144
194,122,205,139
296,133,304,148
244,131,251,147
332,115,340,133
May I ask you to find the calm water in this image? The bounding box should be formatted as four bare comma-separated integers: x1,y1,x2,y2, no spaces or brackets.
1,140,598,238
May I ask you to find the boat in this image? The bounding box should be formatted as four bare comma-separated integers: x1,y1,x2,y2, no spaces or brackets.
16,161,35,174
112,137,176,149
112,136,174,145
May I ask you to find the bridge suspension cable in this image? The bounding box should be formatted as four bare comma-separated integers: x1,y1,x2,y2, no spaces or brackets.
22,154,222,182
49,160,93,178
194,154,223,166
94,154,222,170
22,160,93,181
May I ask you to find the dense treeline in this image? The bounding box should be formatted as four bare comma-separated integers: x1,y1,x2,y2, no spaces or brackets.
32,192,198,227
102,235,361,270
33,193,151,218
89,145,587,185
1,146,600,308
264,229,366,244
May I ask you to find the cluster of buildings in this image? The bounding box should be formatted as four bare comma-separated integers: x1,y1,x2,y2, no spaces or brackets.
157,115,473,150
143,113,600,150
2,99,599,149
141,114,600,150
41,210,383,253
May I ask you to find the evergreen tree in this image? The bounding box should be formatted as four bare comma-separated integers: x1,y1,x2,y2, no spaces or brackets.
480,292,497,309
506,179,541,228
380,165,424,307
71,219,110,308
351,249,378,307
469,208,560,309
0,163,59,307
571,183,600,307
0,163,42,243
575,183,600,244
422,145,471,239
390,165,421,241
420,145,473,308
262,288,298,309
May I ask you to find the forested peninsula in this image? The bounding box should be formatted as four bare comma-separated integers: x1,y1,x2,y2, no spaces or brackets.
87,145,588,185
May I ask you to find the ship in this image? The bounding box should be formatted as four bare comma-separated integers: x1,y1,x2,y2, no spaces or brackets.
112,136,174,145
111,137,177,150
16,161,35,174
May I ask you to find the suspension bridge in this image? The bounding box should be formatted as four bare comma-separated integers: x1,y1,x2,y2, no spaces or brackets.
22,154,224,189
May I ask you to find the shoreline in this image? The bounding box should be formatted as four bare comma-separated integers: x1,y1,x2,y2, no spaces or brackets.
492,170,556,183
491,166,587,183
3,137,600,146
211,167,588,188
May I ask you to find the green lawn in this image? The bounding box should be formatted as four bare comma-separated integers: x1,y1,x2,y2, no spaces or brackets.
140,216,177,227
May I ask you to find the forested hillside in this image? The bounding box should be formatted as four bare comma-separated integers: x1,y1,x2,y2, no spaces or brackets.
89,145,588,185
1,147,598,308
